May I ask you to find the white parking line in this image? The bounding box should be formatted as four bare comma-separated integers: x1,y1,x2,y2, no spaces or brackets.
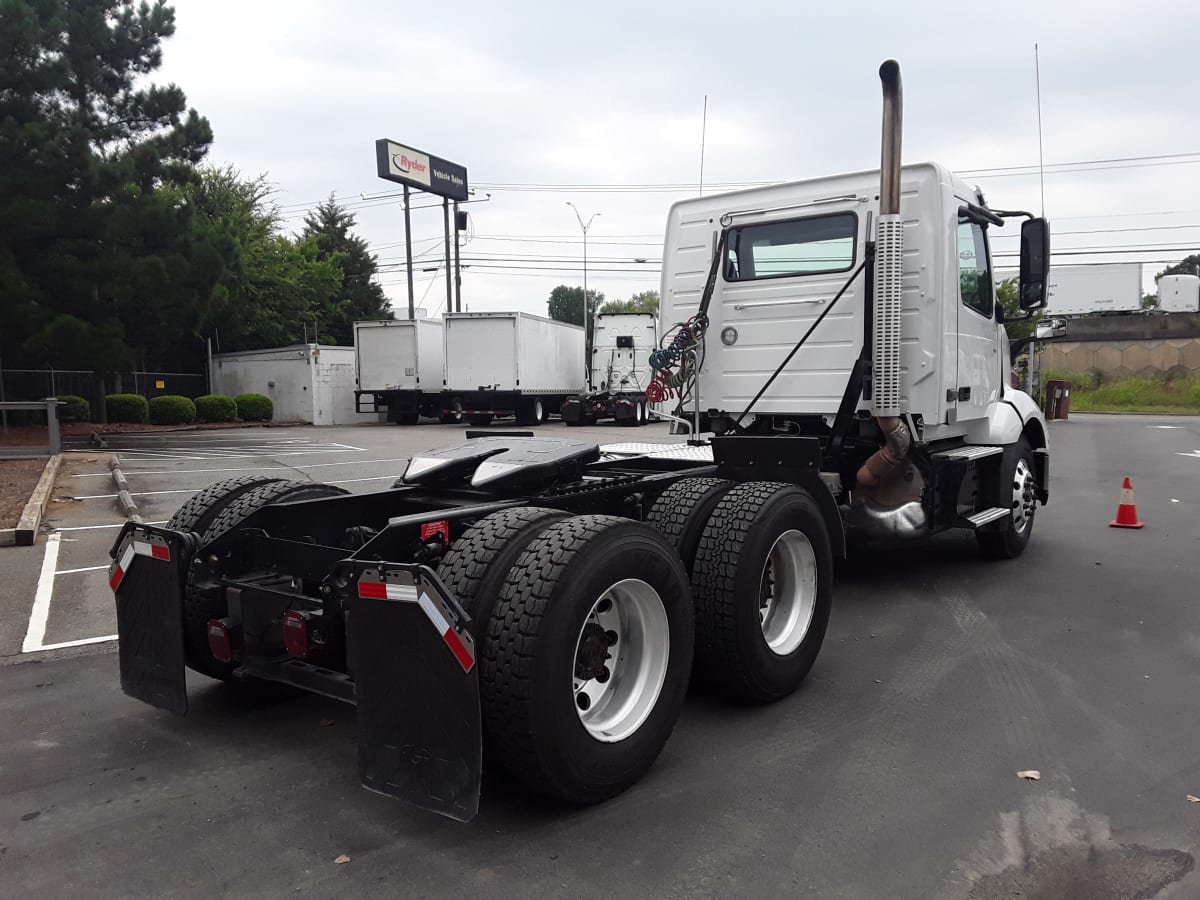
70,457,410,478
56,565,110,575
52,521,168,531
22,532,62,652
74,488,196,500
38,635,117,651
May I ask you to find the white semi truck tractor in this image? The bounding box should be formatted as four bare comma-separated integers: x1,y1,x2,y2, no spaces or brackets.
109,61,1050,823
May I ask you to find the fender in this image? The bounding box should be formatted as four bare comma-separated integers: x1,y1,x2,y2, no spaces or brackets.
962,390,1048,450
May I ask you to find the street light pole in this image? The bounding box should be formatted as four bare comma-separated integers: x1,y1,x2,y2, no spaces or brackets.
567,202,600,372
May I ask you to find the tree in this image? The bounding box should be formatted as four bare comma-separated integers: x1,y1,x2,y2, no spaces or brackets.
1156,255,1200,281
547,285,603,327
996,277,1041,340
599,289,659,316
0,0,216,371
1142,293,1159,310
301,198,390,344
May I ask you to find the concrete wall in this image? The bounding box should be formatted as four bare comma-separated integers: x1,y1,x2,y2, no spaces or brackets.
1040,338,1200,379
211,345,373,425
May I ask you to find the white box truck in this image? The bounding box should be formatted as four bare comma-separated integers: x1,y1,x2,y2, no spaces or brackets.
354,318,446,424
1157,274,1200,313
562,312,658,426
442,312,586,425
1044,264,1142,315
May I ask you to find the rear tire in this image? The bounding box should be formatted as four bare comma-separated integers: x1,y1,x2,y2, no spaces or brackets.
184,480,349,679
691,482,833,703
483,516,694,804
436,507,570,641
976,438,1038,559
516,399,545,427
646,477,735,573
394,412,419,426
467,414,493,427
166,475,286,536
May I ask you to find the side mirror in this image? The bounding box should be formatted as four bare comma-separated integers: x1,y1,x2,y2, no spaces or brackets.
1019,217,1051,310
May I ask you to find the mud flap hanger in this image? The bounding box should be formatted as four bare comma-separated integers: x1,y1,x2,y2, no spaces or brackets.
338,560,482,822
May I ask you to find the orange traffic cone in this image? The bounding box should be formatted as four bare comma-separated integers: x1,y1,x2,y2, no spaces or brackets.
1109,477,1145,529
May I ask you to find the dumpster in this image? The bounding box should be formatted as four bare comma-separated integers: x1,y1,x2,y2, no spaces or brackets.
1044,380,1071,421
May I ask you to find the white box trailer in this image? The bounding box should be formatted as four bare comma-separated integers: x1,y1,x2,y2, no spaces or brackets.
354,318,445,424
1157,274,1200,313
1044,264,1142,315
562,312,658,426
442,312,586,425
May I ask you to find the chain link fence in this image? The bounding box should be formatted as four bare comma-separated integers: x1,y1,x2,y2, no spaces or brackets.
0,368,208,424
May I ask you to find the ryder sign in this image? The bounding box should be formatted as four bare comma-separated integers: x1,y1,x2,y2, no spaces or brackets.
375,139,469,202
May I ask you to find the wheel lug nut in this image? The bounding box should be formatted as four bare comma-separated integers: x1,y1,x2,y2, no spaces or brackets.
596,667,610,684
605,629,618,646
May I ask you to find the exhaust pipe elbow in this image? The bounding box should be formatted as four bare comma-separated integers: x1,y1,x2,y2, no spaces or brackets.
855,417,911,490
878,59,903,216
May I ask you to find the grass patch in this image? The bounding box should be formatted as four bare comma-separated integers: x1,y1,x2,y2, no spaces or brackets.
1043,370,1200,414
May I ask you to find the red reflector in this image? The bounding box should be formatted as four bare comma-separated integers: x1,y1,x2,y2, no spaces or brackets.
207,619,233,663
357,580,388,600
150,543,171,560
282,610,309,658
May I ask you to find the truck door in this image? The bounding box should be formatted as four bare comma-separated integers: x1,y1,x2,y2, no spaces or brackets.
954,218,1000,422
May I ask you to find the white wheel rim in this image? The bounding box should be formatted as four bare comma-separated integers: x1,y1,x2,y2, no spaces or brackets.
573,578,669,743
637,402,645,423
1011,458,1036,534
759,529,817,656
534,400,544,421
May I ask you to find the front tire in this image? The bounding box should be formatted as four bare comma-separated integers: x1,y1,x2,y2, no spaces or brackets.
482,516,694,804
976,438,1038,559
691,482,833,703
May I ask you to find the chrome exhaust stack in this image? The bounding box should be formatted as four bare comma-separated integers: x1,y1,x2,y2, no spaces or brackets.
851,59,924,538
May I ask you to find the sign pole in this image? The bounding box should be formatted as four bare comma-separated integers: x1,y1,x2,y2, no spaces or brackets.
453,201,462,313
403,184,415,319
442,197,452,315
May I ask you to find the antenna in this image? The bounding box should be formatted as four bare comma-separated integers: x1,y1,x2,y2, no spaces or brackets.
699,94,708,197
1035,43,1046,216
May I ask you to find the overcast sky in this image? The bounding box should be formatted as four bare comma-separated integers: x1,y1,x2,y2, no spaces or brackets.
156,0,1200,316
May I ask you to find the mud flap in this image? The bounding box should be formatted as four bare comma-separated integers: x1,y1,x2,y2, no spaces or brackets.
110,523,196,716
344,563,481,822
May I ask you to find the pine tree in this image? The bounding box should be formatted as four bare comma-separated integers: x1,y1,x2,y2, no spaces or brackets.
0,0,215,370
301,198,390,344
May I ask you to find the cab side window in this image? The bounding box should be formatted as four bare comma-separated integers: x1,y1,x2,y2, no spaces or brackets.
957,219,994,318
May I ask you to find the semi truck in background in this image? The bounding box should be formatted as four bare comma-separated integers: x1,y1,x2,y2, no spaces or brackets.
109,59,1052,823
562,312,657,426
1157,274,1200,313
442,311,586,426
353,318,447,424
1043,263,1142,315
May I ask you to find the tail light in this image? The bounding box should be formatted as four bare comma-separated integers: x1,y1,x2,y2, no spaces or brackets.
207,618,237,663
282,610,309,658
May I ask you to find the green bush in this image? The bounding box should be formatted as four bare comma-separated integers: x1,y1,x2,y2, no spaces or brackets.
149,394,197,425
56,394,90,422
106,393,149,423
234,393,273,421
194,394,237,422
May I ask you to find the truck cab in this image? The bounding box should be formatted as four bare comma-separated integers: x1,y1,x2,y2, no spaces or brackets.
659,159,1050,548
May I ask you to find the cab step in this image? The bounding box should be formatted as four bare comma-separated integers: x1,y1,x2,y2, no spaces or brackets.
932,445,1004,462
965,507,1011,529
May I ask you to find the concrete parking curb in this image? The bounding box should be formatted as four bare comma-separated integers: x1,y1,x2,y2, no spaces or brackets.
108,455,143,524
8,454,64,547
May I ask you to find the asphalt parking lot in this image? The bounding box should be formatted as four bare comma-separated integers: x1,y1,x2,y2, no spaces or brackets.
2,415,1199,898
